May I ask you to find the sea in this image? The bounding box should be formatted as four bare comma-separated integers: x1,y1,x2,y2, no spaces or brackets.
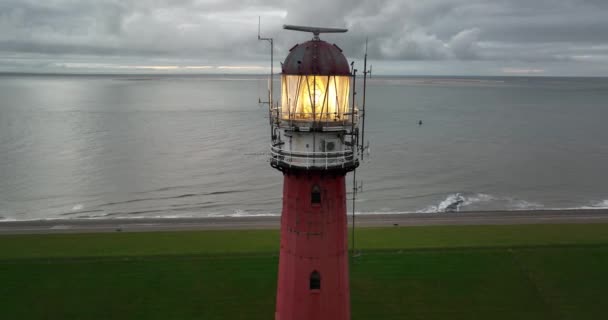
1,73,608,221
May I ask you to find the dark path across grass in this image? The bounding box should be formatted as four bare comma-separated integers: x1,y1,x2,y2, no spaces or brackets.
1,224,607,319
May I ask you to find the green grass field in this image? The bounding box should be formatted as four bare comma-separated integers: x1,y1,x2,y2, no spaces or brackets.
1,224,608,319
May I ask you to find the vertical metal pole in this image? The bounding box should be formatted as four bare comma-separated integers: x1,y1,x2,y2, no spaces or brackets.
270,39,275,139
270,39,273,108
361,39,368,159
351,169,357,258
258,17,274,141
350,64,357,258
350,66,357,151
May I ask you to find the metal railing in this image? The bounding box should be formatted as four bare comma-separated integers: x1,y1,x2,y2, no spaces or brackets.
270,145,357,170
271,108,359,127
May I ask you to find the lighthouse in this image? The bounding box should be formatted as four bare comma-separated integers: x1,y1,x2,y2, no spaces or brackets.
268,25,361,320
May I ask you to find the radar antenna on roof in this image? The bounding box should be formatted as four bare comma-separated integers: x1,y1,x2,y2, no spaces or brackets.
283,24,348,40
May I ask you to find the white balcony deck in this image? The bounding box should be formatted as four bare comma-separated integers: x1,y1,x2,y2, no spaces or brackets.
270,145,358,171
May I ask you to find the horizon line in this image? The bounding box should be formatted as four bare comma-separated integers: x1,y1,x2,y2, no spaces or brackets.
1,71,607,79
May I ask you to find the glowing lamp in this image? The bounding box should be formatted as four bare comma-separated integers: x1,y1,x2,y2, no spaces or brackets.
281,75,350,121
280,37,352,123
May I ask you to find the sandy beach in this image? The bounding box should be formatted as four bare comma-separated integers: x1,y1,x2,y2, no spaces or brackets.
1,209,608,234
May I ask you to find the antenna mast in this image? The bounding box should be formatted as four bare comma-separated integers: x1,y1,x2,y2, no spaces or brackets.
258,17,275,139
350,63,358,258
352,39,371,258
361,38,370,159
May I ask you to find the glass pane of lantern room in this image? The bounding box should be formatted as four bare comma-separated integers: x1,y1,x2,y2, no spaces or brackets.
281,75,350,122
328,76,350,121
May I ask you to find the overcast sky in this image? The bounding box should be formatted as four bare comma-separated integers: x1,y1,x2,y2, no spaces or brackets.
1,0,607,76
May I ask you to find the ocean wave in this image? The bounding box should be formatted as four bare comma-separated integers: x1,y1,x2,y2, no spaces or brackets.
94,189,246,208
562,199,608,210
591,199,608,208
416,192,545,213
509,200,545,210
2,197,608,223
417,193,490,213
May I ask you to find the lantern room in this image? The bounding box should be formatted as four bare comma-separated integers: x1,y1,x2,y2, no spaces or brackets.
269,25,359,172
280,38,352,124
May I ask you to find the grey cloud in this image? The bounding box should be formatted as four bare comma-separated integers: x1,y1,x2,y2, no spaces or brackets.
0,0,277,58
449,28,481,59
0,0,607,75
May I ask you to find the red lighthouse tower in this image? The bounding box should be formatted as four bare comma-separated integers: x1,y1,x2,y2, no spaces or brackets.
269,25,361,320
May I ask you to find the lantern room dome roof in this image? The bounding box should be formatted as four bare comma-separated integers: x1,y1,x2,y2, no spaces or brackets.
282,40,350,76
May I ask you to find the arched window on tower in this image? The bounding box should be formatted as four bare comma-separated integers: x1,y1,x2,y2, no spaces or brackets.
310,271,321,290
311,185,321,204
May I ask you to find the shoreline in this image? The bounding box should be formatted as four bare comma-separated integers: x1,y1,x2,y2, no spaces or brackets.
1,208,608,235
